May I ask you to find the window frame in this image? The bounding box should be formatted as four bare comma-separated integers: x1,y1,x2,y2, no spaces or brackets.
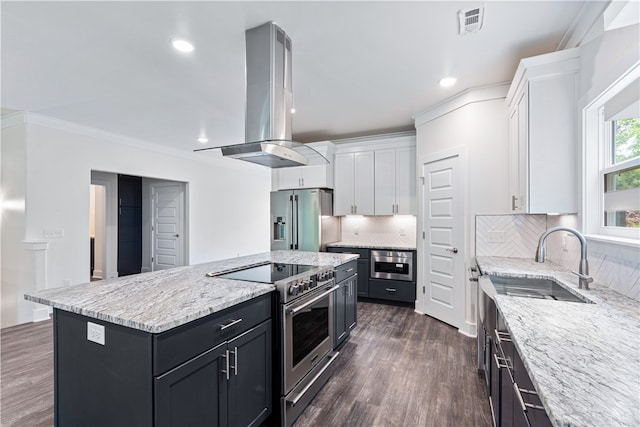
584,62,640,242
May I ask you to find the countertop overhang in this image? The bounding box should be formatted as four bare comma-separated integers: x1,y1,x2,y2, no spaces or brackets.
24,250,358,334
477,256,640,427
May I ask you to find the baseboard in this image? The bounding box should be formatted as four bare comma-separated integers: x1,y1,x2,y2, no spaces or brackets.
32,306,51,322
458,321,477,338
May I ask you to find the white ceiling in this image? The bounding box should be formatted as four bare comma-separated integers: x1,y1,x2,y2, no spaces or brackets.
2,1,591,152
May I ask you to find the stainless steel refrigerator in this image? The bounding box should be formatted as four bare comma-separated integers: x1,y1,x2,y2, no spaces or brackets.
270,188,339,251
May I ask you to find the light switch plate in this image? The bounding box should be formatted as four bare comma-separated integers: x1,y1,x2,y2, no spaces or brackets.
44,229,64,238
87,322,105,345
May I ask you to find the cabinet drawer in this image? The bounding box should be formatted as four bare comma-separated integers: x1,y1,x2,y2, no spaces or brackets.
335,260,358,283
153,293,272,375
368,279,415,302
327,247,369,259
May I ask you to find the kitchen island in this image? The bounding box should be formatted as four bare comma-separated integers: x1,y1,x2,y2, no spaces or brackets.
24,250,358,427
477,256,640,427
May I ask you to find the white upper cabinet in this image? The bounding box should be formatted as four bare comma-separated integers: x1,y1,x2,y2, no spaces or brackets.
374,147,416,215
272,142,334,190
333,133,416,216
334,151,374,215
506,48,579,214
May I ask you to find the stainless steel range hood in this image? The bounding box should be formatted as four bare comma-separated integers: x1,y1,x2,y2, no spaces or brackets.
197,22,328,168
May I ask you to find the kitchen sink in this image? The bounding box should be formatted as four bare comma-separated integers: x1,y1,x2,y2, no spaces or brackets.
488,275,593,303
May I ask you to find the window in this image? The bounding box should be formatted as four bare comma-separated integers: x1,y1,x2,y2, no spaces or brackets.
602,117,640,229
584,63,640,242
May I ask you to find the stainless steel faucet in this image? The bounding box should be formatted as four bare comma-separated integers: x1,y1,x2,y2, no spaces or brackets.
535,226,593,290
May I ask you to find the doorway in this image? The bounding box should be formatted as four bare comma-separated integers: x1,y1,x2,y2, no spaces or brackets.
89,171,188,280
417,149,466,330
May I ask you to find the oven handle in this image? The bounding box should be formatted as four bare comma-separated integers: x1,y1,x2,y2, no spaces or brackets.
286,285,339,315
287,351,340,407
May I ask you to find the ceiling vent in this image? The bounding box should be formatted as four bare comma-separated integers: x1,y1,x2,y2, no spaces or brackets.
458,6,485,35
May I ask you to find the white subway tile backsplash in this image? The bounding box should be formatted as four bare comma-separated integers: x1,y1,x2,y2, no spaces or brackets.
340,216,417,247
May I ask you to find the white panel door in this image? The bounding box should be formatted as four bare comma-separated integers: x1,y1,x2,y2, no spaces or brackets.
420,155,465,329
152,184,185,271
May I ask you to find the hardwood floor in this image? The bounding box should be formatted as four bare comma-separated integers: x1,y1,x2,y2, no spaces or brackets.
0,302,491,427
1,319,54,426
292,302,492,427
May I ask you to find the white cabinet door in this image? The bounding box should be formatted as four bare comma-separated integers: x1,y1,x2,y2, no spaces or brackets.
353,151,374,215
395,147,416,215
276,167,303,190
334,153,355,216
301,164,331,189
506,50,578,214
374,149,396,215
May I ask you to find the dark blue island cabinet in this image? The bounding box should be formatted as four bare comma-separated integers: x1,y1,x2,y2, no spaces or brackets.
53,293,273,427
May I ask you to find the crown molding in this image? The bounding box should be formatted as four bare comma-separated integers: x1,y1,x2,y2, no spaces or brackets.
0,111,268,174
413,83,510,127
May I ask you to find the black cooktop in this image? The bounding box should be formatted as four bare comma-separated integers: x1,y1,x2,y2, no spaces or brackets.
217,263,316,284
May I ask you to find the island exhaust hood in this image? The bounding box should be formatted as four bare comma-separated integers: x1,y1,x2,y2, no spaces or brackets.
196,22,328,168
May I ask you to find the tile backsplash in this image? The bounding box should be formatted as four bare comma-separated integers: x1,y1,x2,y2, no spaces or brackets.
340,216,417,247
476,214,640,302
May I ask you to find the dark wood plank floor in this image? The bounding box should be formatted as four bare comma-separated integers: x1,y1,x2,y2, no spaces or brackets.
0,302,491,427
1,319,54,426
292,302,492,427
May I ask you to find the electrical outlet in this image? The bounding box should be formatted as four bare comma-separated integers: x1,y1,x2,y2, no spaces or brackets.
354,227,359,235
62,279,72,286
87,322,105,345
400,228,406,236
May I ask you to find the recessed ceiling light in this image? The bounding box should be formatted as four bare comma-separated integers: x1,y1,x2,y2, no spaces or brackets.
439,77,457,88
197,137,208,144
290,108,296,114
171,38,194,53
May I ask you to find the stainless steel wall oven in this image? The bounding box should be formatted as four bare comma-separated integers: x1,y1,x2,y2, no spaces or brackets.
371,250,414,281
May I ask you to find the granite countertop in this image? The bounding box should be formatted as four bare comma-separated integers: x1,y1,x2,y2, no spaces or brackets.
24,250,358,334
476,256,640,427
327,241,417,251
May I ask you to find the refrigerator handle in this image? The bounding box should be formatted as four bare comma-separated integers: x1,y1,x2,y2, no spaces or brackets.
293,194,299,250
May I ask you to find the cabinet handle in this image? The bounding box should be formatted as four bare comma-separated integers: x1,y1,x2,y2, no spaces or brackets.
220,318,243,330
354,205,357,214
345,268,354,273
385,288,397,293
511,195,518,211
230,346,238,376
222,349,230,381
494,329,512,343
514,381,527,412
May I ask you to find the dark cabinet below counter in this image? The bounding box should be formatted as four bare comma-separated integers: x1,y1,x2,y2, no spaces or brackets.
327,247,370,297
54,293,273,427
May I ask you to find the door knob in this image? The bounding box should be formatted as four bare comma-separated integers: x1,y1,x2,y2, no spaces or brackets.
446,247,458,254
174,234,180,238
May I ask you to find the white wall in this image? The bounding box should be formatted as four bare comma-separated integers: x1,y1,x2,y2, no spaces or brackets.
1,122,30,327
415,92,510,334
1,113,271,327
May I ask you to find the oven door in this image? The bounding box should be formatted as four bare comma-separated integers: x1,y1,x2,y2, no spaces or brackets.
371,251,414,281
282,283,337,394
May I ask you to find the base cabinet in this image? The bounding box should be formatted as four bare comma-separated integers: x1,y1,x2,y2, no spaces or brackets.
326,247,370,297
333,260,358,349
155,320,272,427
484,311,551,427
54,294,273,427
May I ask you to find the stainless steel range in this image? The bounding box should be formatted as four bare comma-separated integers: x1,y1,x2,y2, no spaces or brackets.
213,262,339,427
